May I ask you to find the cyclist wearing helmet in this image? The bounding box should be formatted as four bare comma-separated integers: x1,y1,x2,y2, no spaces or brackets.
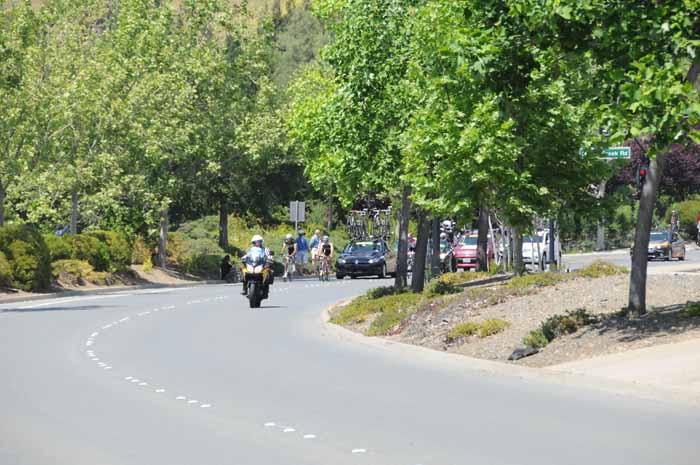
320,235,334,259
317,235,334,280
281,233,297,280
241,235,273,295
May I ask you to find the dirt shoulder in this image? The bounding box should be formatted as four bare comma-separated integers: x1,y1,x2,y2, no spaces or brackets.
331,272,700,368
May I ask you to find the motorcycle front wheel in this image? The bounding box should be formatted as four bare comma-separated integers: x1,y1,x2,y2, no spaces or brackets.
249,282,260,308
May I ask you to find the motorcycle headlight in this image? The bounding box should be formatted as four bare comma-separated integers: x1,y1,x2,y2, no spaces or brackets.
254,265,263,272
440,253,447,260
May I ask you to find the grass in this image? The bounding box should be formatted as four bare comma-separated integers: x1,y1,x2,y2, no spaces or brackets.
330,292,423,326
447,319,510,342
575,259,628,278
679,302,700,319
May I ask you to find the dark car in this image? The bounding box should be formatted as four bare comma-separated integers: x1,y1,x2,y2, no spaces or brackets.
336,240,397,279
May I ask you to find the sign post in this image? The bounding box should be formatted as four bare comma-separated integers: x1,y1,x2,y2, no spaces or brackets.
289,201,305,232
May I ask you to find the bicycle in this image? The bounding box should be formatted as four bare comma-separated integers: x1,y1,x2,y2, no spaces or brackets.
283,254,295,281
318,255,331,281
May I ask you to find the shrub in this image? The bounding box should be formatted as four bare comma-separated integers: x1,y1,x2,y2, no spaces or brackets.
366,286,408,299
0,225,51,291
679,302,700,319
85,230,132,270
522,329,549,348
0,251,12,287
425,278,462,296
447,322,480,341
478,319,510,337
131,237,150,265
524,309,597,348
44,235,72,262
68,235,110,271
51,259,94,285
576,260,627,279
185,254,222,277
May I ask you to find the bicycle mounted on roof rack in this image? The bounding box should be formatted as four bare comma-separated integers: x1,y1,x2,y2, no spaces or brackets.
347,207,393,242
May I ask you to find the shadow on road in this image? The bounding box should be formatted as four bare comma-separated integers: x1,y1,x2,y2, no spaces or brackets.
2,304,119,314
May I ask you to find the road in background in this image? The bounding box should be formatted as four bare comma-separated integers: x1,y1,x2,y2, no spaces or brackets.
563,244,700,273
1,279,699,465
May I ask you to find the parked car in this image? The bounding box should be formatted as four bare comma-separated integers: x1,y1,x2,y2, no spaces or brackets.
522,230,551,265
336,239,397,279
631,231,686,261
454,234,493,270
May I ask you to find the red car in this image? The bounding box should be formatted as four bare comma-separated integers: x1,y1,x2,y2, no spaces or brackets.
454,235,493,270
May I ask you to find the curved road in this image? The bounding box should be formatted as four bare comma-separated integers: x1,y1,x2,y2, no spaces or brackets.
1,279,698,465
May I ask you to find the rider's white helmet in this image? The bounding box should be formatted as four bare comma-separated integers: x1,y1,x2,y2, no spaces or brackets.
285,233,293,240
251,234,264,245
322,235,329,243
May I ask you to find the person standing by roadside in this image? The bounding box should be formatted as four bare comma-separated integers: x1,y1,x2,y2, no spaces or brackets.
296,229,309,275
309,229,322,275
696,212,700,245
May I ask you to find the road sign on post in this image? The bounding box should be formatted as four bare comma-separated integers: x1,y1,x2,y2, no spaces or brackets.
289,201,305,232
601,147,631,159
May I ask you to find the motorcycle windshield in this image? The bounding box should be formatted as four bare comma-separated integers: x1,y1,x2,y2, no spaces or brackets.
246,248,266,266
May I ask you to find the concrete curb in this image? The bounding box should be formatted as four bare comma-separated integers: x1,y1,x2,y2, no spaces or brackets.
319,303,700,407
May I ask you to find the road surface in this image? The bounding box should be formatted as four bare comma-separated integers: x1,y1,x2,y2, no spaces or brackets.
563,245,700,273
1,279,698,465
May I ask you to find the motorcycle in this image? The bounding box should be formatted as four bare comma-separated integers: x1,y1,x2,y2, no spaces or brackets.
241,250,273,308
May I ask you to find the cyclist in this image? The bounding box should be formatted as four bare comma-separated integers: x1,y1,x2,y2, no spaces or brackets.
280,233,297,280
318,235,334,279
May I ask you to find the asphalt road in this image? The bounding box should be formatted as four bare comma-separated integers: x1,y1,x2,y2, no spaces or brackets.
1,279,699,465
563,245,700,273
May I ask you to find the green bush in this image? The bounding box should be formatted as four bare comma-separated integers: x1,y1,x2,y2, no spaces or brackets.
478,318,510,337
0,225,51,291
68,235,110,272
44,235,72,262
86,230,132,270
366,286,408,299
51,259,94,285
576,260,627,279
185,254,222,277
522,329,549,348
447,319,510,342
679,302,700,319
447,322,480,341
665,200,700,238
425,278,462,296
131,237,150,265
523,309,597,348
0,251,12,287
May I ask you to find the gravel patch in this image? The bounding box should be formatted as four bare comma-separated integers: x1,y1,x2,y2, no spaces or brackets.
391,273,700,366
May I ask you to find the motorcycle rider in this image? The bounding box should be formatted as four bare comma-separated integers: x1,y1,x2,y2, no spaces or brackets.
281,233,297,280
241,235,273,296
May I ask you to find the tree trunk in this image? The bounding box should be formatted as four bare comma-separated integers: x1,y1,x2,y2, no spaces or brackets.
218,201,229,250
158,207,169,269
70,188,79,235
628,153,665,314
411,210,430,292
476,206,489,272
431,216,441,277
512,226,524,276
394,185,411,288
327,196,334,231
0,180,5,227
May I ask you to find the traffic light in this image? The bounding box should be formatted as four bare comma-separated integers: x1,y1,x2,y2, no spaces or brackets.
635,164,649,199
